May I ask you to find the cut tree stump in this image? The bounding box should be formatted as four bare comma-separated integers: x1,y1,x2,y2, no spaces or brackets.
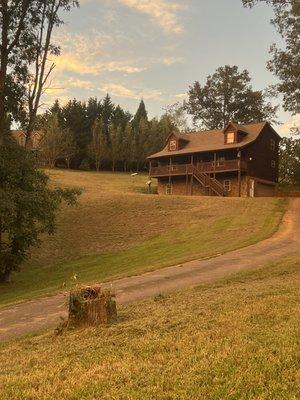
68,284,117,327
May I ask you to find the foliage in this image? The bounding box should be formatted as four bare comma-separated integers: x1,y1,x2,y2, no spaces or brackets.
87,119,108,171
279,136,300,183
242,0,300,114
0,0,79,145
46,97,171,171
186,65,278,129
0,139,80,282
39,114,76,168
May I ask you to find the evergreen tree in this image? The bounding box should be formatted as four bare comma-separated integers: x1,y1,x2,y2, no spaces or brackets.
133,99,148,130
101,94,115,141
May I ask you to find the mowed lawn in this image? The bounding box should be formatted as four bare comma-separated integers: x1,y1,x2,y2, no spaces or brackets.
0,169,287,306
0,254,299,400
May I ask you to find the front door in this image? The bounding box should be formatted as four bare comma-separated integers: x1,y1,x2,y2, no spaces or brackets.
249,179,255,197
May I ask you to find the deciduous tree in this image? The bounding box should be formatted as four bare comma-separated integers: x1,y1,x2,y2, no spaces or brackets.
242,0,300,114
186,65,278,129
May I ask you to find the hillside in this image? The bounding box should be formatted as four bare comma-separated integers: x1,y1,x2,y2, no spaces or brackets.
0,254,299,399
0,169,287,306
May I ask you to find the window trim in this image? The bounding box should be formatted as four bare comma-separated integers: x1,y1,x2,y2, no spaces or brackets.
224,179,231,192
166,183,172,195
225,132,235,144
270,139,276,151
169,139,177,151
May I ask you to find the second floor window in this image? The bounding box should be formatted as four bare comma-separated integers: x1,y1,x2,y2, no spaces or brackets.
169,140,177,151
271,139,276,151
226,132,235,144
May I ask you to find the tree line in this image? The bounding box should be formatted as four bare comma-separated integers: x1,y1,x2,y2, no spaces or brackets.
37,96,175,172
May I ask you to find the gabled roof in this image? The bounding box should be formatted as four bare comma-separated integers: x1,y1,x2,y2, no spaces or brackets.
148,121,280,159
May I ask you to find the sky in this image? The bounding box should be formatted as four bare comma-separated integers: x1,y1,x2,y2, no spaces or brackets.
45,0,299,135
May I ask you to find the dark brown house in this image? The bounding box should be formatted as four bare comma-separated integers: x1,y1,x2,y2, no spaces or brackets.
148,121,281,197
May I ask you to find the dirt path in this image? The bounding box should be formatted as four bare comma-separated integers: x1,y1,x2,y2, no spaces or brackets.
1,199,299,342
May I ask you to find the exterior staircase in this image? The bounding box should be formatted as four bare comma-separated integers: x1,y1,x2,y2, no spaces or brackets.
192,166,227,197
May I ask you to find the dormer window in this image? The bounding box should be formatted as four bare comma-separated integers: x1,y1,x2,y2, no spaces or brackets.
169,139,177,151
226,132,235,144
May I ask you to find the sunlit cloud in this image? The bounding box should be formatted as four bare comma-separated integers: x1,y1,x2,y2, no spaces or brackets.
280,114,300,135
118,0,185,34
100,83,163,100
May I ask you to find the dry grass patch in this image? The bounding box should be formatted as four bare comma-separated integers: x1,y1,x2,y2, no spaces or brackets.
0,169,287,305
0,254,299,399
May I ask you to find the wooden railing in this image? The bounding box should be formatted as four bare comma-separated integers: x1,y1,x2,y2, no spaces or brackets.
150,159,246,177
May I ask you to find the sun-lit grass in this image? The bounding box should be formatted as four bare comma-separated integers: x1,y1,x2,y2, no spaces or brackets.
0,254,299,400
0,169,287,306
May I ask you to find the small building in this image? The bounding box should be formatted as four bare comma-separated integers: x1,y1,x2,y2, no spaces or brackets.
11,130,41,151
148,121,281,197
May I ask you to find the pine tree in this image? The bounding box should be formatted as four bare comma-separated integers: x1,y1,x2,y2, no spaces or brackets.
133,99,148,131
101,94,115,141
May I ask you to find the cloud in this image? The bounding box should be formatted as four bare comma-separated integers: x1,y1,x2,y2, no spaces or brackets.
280,114,300,135
52,30,146,76
100,83,163,100
174,93,187,99
118,0,184,34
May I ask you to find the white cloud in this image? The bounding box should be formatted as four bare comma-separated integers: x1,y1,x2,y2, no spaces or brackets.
280,114,300,135
100,83,163,100
174,93,187,100
118,0,184,34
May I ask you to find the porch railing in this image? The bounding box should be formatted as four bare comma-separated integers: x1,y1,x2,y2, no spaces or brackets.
150,159,247,176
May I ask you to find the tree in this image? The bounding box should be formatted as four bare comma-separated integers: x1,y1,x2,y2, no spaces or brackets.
133,99,148,131
101,94,115,140
109,124,122,172
279,136,300,184
0,0,33,145
163,102,190,133
186,65,278,129
24,0,79,148
88,119,107,171
39,114,73,168
0,138,80,282
242,0,300,114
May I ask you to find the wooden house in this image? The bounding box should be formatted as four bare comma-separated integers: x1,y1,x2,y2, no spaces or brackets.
148,122,281,197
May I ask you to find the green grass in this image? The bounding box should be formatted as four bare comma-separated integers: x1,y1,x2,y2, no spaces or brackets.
0,169,287,306
1,254,299,400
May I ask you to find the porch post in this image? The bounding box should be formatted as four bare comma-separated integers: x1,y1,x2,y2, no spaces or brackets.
149,160,152,177
169,157,172,185
190,154,194,196
213,152,216,179
237,150,241,197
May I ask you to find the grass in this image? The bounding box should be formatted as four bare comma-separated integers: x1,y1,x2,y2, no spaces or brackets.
0,253,299,399
0,169,287,306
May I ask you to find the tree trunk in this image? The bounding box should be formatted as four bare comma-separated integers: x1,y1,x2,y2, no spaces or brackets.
0,268,12,284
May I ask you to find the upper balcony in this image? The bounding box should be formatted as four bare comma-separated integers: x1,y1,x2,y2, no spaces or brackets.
150,159,247,177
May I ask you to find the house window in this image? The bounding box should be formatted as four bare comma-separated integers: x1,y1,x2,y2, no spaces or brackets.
271,139,275,151
217,157,225,166
271,160,276,168
166,183,172,195
224,180,231,192
226,132,235,144
169,140,177,151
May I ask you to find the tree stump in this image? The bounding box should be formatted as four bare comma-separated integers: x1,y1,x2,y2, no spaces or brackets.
68,285,117,327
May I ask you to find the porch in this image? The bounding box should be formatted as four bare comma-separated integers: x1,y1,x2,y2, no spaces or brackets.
150,159,247,178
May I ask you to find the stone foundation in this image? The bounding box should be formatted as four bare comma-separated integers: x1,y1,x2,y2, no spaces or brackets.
156,174,276,197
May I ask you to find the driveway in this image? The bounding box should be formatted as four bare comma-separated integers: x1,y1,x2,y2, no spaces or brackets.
0,198,299,341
